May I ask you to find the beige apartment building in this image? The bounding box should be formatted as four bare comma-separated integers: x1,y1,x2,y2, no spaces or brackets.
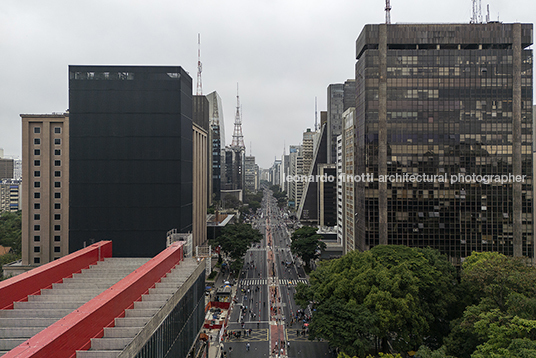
21,113,69,265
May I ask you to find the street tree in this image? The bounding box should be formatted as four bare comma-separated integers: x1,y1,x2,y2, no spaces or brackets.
296,245,458,356
290,226,326,270
0,211,21,255
209,223,262,273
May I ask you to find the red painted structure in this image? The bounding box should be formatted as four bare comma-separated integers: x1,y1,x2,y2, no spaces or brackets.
2,241,184,358
0,241,112,310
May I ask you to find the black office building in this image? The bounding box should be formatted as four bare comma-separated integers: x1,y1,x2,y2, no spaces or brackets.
69,66,193,257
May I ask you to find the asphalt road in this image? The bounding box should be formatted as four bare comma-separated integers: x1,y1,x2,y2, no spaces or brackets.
220,190,334,358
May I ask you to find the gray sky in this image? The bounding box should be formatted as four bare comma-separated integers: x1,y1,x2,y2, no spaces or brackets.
1,0,534,169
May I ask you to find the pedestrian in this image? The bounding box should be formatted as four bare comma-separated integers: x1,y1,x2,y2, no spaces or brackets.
246,342,250,351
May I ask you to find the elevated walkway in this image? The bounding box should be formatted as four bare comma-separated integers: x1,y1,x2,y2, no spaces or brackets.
0,240,204,358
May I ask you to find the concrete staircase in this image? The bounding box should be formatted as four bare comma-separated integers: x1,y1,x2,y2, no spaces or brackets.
0,258,150,357
76,258,198,358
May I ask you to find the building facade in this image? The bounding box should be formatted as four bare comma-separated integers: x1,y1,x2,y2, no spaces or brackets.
21,113,69,265
206,91,225,202
0,179,21,213
244,155,258,192
0,159,14,180
69,66,193,258
192,95,209,249
355,23,533,262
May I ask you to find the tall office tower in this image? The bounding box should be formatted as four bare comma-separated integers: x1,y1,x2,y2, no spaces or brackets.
327,84,344,164
280,153,290,193
20,113,69,265
288,145,302,209
355,23,533,262
343,108,359,253
206,91,225,202
343,79,356,112
69,66,193,258
336,134,344,246
269,159,282,186
244,155,257,192
302,128,315,176
222,146,244,191
192,95,209,248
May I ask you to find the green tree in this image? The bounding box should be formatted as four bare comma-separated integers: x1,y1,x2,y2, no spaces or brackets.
222,194,241,209
290,226,326,270
208,223,262,273
443,252,536,358
296,245,458,356
0,211,22,255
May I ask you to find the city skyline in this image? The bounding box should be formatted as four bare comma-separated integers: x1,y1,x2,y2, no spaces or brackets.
0,0,535,168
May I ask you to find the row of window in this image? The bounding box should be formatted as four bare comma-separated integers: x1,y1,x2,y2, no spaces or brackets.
34,160,61,166
34,192,61,199
34,171,62,177
34,138,61,145
34,203,61,209
34,127,61,134
34,149,61,156
33,225,61,231
33,246,61,253
33,214,61,220
34,182,62,188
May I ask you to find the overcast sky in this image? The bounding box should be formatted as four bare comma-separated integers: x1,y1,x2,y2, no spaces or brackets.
1,0,534,168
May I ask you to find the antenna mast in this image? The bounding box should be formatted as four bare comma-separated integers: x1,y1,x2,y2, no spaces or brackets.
471,0,483,23
314,97,318,131
196,33,202,95
385,0,391,24
231,83,245,148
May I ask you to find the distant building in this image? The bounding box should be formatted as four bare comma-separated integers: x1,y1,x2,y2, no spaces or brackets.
20,113,69,265
206,91,225,202
193,95,209,248
354,23,533,262
0,158,14,180
288,145,303,209
68,66,193,258
244,155,258,192
0,179,21,213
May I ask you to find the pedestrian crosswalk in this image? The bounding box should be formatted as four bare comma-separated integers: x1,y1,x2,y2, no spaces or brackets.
239,278,309,287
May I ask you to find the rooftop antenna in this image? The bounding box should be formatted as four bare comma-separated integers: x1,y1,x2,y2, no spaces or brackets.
231,83,245,148
471,0,483,24
196,33,202,95
486,4,490,23
314,97,318,131
385,0,391,24
250,141,252,156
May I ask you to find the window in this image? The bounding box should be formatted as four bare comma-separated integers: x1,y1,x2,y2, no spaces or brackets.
33,246,40,253
34,214,40,220
54,235,61,242
54,203,61,209
54,193,61,199
54,160,61,166
55,149,61,155
34,203,40,209
34,193,40,199
54,127,61,134
34,138,41,145
34,182,41,188
54,225,61,231
54,182,61,188
54,246,61,253
54,171,61,177
54,138,61,145
34,149,41,156
34,235,40,242
34,225,40,231
34,171,40,177
54,214,61,220
34,160,40,166
34,257,40,264
34,127,41,134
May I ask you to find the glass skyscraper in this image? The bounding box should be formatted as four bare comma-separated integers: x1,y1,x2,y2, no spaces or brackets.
354,23,533,263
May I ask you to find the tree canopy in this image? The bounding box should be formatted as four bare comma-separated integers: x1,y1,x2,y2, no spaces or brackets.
0,211,21,255
209,223,262,272
434,252,536,358
290,226,326,270
296,245,458,357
